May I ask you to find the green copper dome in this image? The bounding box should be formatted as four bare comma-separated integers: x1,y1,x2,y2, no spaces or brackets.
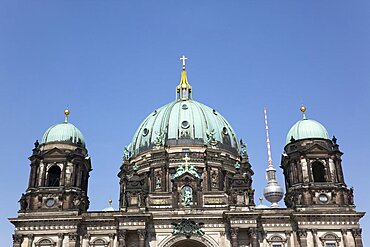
130,99,239,155
285,117,329,145
42,122,85,146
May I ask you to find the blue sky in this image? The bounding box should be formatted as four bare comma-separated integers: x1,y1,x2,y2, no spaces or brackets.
0,0,369,245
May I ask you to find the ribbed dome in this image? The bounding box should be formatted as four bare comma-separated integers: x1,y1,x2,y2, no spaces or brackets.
285,118,329,145
42,122,85,146
130,99,239,155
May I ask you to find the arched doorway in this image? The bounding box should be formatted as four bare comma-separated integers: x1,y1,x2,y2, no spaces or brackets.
172,239,207,247
161,235,217,247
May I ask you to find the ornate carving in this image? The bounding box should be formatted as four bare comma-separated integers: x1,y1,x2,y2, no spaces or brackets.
137,229,146,240
68,233,78,242
297,229,307,238
118,229,127,239
230,228,239,238
249,228,258,238
352,228,362,238
12,234,23,244
172,219,204,238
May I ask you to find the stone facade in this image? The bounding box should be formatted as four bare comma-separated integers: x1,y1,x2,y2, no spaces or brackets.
9,67,365,247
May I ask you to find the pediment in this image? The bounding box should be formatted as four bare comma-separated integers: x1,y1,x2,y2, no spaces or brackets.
43,147,67,157
304,143,331,153
174,171,200,181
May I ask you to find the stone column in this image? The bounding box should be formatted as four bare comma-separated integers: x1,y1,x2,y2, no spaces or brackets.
38,162,45,186
57,233,64,247
230,228,238,247
138,230,146,247
82,234,90,247
311,229,318,247
341,229,349,247
12,234,23,247
27,234,34,247
249,228,259,247
285,231,292,247
297,229,308,247
118,230,127,247
109,234,115,247
352,228,363,247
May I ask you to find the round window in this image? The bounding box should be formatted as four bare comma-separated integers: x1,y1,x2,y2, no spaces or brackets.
181,121,190,129
46,198,55,207
319,194,328,203
182,104,188,110
143,128,149,136
222,127,228,135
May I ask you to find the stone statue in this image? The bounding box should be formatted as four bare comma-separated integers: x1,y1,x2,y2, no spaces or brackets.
123,146,131,160
183,189,192,207
206,129,218,147
154,131,165,147
155,173,161,189
240,139,247,157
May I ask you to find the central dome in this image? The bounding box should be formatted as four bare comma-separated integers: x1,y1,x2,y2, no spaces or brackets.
130,62,239,156
130,99,239,155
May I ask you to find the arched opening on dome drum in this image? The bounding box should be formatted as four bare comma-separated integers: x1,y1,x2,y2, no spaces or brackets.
312,161,326,182
47,166,61,187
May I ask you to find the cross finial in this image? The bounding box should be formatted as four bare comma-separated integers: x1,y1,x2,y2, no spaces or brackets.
180,55,188,69
183,153,190,169
183,153,190,163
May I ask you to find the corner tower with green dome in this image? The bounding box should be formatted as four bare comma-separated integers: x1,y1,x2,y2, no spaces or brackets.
118,56,255,216
281,106,355,209
16,109,92,214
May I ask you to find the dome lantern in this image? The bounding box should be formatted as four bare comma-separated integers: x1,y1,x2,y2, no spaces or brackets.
176,55,192,100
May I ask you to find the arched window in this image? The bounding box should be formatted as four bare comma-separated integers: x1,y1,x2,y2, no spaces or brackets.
35,238,55,247
312,162,326,182
319,233,341,247
47,166,61,187
267,235,286,247
91,238,108,247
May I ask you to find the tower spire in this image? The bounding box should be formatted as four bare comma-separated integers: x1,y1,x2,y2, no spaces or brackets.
176,55,192,100
263,106,284,208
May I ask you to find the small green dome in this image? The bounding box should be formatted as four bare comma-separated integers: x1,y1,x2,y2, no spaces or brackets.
42,122,85,146
286,117,329,145
130,99,239,155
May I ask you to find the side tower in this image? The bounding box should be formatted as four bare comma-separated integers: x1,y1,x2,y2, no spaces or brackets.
10,110,92,247
19,109,92,213
281,106,352,208
281,106,364,247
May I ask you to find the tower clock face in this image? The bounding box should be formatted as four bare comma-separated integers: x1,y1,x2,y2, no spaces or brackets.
319,194,328,203
46,198,55,207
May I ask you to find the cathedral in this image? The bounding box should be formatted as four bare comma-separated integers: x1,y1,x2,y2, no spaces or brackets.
9,58,365,247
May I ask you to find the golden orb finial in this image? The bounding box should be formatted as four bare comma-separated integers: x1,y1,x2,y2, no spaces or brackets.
259,197,263,203
300,105,306,113
64,108,70,122
108,199,112,205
